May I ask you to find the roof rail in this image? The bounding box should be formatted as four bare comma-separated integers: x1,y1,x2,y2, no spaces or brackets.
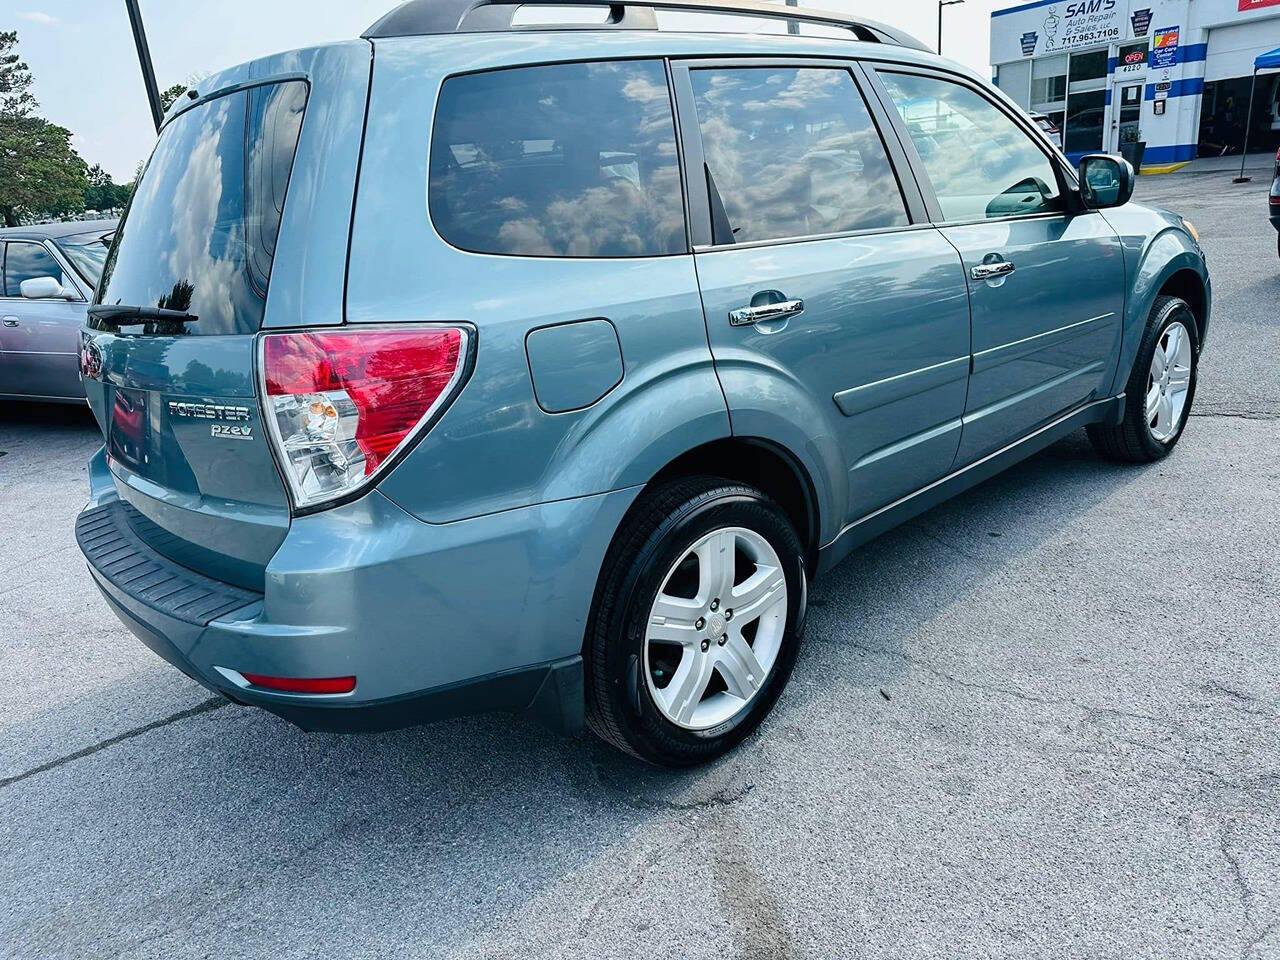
363,0,930,51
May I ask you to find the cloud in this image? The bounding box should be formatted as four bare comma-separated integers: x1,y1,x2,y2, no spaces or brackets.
18,11,57,24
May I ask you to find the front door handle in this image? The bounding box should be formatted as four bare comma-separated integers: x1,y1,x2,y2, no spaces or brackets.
971,260,1015,281
1,316,18,327
728,298,804,327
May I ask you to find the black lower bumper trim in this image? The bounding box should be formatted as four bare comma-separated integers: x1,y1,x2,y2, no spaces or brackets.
77,500,260,626
256,656,585,735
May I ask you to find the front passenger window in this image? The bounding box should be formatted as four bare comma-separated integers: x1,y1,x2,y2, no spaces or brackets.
4,241,65,296
878,72,1063,222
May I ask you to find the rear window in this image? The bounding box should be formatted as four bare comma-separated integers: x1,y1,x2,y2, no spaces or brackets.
94,80,307,335
428,60,685,258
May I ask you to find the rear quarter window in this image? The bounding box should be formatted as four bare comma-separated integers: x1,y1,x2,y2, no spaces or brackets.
428,60,686,258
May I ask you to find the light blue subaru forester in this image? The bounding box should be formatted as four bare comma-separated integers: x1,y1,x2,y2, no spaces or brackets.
77,0,1210,766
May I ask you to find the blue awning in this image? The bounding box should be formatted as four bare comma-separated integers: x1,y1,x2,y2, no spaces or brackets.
1257,46,1280,70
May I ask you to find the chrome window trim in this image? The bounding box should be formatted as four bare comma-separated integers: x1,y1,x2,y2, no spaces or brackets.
692,219,934,254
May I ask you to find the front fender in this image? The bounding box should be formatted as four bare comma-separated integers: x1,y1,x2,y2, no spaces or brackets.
1102,208,1210,396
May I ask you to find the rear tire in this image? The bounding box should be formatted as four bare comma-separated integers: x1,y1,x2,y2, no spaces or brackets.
1087,295,1198,463
584,477,806,766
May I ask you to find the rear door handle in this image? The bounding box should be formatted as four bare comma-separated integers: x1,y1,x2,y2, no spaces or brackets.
971,261,1015,281
728,298,804,327
2,316,18,327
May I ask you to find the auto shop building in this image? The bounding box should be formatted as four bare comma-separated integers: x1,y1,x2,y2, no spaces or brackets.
991,0,1280,170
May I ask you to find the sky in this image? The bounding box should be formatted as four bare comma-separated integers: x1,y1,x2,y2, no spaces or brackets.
6,0,1002,182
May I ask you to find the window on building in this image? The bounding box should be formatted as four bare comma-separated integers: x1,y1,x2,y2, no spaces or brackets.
1031,54,1068,110
997,61,1032,110
1064,90,1107,154
428,60,685,258
1061,48,1109,155
1117,41,1149,72
1068,49,1109,85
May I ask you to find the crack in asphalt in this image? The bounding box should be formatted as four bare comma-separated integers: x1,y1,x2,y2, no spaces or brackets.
1191,410,1280,421
1219,821,1278,959
575,840,673,937
847,641,1280,802
0,697,229,790
607,778,757,812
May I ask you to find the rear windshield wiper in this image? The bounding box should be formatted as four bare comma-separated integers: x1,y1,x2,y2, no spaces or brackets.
87,304,199,327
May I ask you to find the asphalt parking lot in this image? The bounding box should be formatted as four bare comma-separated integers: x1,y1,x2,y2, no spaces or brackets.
2,166,1278,960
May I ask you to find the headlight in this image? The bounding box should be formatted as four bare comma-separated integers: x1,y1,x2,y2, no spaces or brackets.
1181,217,1200,245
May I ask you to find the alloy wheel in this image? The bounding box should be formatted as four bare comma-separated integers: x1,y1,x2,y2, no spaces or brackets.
1145,320,1192,442
643,526,788,730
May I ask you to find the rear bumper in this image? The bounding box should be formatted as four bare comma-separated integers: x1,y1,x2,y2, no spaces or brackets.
78,450,639,733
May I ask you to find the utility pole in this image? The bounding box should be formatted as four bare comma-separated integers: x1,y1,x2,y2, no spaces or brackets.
937,0,965,55
786,0,799,35
125,0,163,133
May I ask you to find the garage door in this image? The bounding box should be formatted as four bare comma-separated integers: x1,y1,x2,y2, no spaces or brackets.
1205,18,1280,82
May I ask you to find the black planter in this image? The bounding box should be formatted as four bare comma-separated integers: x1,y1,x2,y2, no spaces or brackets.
1120,140,1147,173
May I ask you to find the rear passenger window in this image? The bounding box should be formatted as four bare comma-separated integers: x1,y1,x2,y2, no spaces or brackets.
4,242,64,296
428,60,685,258
690,67,908,244
878,72,1063,222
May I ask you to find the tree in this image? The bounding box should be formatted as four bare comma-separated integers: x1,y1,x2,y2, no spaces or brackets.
0,32,87,224
0,30,36,119
0,115,87,225
83,162,130,212
160,83,188,112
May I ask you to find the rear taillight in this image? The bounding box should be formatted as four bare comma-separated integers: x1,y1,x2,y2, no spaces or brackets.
260,326,469,510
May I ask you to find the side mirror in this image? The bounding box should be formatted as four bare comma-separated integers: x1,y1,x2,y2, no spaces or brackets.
1077,154,1135,209
19,276,68,300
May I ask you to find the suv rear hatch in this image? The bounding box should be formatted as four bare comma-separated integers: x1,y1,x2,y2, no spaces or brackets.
81,42,371,590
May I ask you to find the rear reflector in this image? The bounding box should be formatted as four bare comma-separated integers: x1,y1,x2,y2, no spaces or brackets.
261,326,469,510
241,672,356,694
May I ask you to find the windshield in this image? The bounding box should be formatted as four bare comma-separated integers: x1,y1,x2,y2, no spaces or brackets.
55,231,113,287
93,79,308,335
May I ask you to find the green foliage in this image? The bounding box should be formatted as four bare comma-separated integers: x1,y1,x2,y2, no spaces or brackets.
83,162,131,212
0,29,37,119
160,83,188,112
0,32,88,225
0,115,88,225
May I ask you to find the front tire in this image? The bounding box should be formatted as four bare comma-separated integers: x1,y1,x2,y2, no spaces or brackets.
1087,295,1198,462
584,477,806,766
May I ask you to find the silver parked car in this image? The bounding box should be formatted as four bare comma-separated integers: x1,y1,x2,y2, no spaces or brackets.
0,220,115,403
